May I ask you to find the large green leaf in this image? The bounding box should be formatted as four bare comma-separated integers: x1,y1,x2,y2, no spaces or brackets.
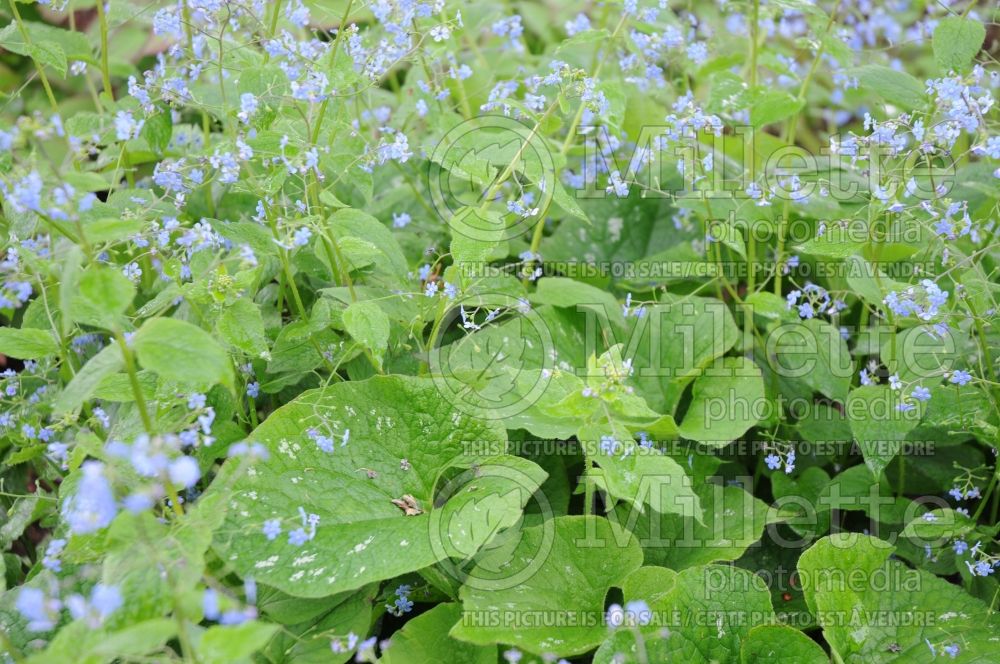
68,264,136,330
770,319,851,401
215,298,269,358
133,318,234,390
847,385,924,478
798,534,1000,662
851,65,926,109
342,300,391,370
451,515,643,657
613,484,773,570
594,565,775,663
635,296,740,415
740,625,827,663
679,357,765,446
213,375,546,598
0,327,59,359
52,344,124,415
382,603,495,664
933,17,985,72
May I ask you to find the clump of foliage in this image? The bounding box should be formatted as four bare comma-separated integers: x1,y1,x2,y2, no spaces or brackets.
0,0,998,662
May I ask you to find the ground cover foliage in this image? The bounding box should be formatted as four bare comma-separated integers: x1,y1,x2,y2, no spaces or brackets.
0,0,998,662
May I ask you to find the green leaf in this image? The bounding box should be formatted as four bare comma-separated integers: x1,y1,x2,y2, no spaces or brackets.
798,534,1000,662
68,264,136,330
29,41,67,76
382,603,495,664
342,300,390,369
847,385,924,478
133,318,233,390
141,110,173,153
634,295,739,414
88,619,176,660
851,64,926,109
198,622,279,664
770,319,852,401
595,565,775,663
0,21,92,63
63,172,110,192
933,17,986,72
259,585,375,663
613,484,773,570
53,344,124,415
93,370,157,402
215,298,269,359
679,357,765,446
0,497,41,549
451,515,643,657
531,277,626,329
750,90,804,128
212,376,545,598
578,417,701,520
744,292,793,321
740,624,828,663
0,327,59,359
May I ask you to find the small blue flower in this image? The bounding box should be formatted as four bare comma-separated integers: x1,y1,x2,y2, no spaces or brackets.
16,587,61,632
62,461,117,535
262,519,282,540
949,370,972,386
168,456,201,489
41,538,66,572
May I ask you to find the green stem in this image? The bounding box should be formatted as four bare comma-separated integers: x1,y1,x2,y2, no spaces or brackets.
965,296,1000,414
523,15,628,280
558,15,628,158
309,0,355,145
583,456,595,516
114,329,153,435
749,0,760,87
95,0,114,101
7,0,59,113
774,8,837,296
265,0,283,52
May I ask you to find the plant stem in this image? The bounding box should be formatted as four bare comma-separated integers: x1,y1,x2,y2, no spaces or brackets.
7,0,59,113
749,0,760,87
583,456,595,517
774,8,837,296
309,0,355,145
95,0,114,101
114,328,153,435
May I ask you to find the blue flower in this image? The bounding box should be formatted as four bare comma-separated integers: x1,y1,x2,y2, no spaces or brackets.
949,370,972,386
17,587,61,631
62,461,117,535
288,528,309,546
66,584,122,628
262,519,282,540
41,538,66,572
169,456,201,489
203,588,220,621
